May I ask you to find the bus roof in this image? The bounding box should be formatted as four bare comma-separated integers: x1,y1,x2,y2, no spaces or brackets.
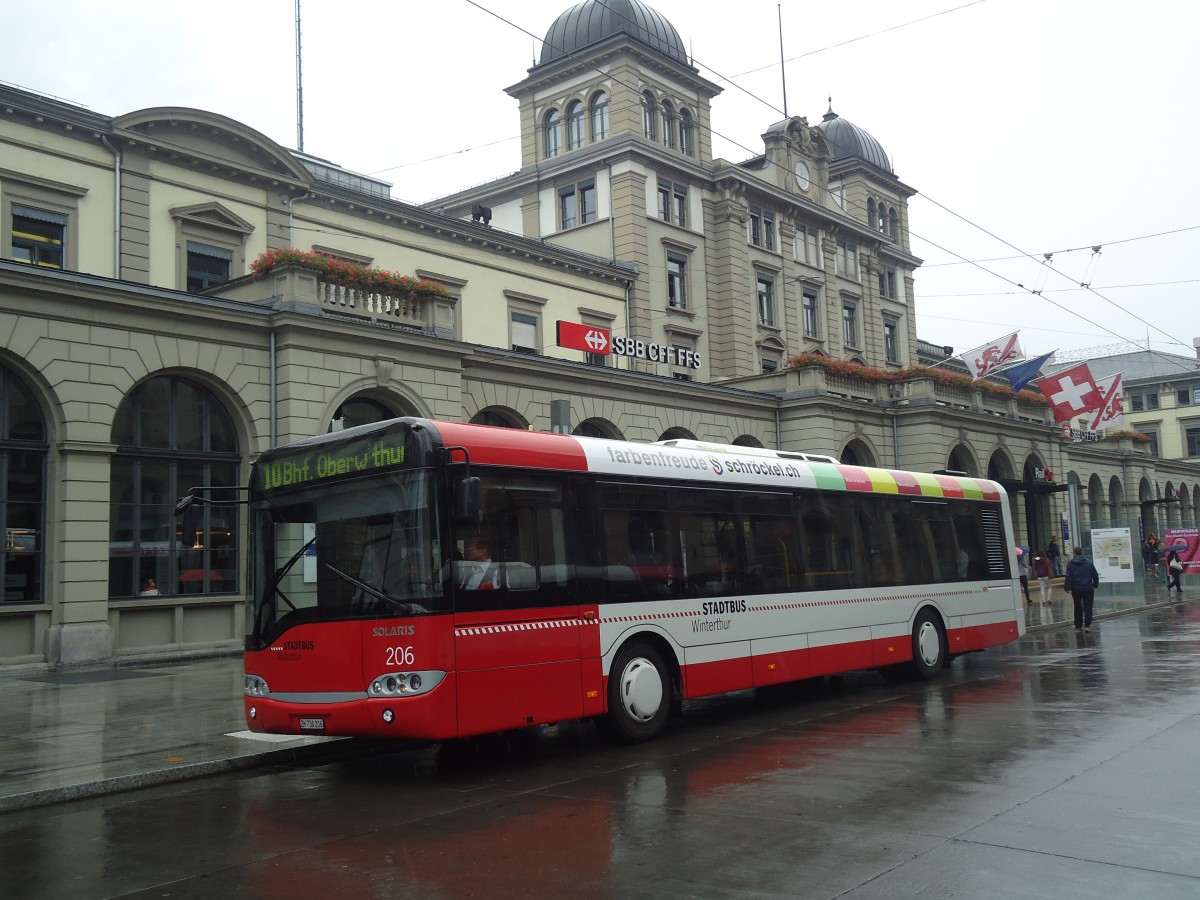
655,438,839,464
399,419,1004,502
252,417,1005,502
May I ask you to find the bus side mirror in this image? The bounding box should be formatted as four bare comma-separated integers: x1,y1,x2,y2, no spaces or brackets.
175,497,202,549
454,476,480,525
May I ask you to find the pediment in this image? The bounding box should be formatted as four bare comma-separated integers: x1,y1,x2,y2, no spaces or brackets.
170,202,254,235
114,107,311,185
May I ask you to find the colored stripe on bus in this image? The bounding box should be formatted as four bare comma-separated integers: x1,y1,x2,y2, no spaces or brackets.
433,421,589,471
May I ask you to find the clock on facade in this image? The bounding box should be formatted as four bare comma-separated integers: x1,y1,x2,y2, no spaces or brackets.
794,160,811,191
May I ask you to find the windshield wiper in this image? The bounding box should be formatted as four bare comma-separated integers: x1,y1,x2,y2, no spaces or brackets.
262,536,317,612
324,563,426,614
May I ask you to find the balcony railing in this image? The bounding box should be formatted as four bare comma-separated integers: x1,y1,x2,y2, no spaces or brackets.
212,264,453,337
787,364,1053,424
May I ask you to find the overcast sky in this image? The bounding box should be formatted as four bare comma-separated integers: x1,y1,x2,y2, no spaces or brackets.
5,0,1197,368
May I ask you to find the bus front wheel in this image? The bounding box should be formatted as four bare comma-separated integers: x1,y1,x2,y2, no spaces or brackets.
605,641,669,743
910,609,947,680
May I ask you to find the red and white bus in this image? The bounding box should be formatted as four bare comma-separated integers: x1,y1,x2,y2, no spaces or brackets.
243,417,1023,743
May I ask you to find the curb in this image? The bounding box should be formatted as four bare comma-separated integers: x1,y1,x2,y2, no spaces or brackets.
0,736,382,813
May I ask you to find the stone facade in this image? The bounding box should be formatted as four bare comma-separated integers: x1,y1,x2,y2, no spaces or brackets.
0,2,1196,667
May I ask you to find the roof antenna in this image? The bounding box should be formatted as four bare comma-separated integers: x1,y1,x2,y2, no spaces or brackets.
778,5,788,117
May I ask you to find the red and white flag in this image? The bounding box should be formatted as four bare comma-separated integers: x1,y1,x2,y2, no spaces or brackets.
960,332,1024,380
1089,374,1124,431
1037,363,1103,423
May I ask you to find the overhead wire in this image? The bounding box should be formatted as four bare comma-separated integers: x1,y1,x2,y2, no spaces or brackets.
915,192,1192,360
920,224,1200,267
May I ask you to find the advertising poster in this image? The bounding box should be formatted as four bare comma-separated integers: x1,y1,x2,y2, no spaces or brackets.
1089,527,1135,583
1162,527,1199,573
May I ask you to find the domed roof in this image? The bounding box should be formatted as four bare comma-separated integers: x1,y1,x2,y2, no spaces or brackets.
817,105,892,174
539,0,688,67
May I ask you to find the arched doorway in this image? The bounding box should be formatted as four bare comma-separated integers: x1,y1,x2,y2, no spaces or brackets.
470,407,528,429
732,435,764,448
330,396,402,432
659,427,696,441
840,438,877,467
946,444,977,477
109,374,240,599
573,417,622,440
0,365,47,604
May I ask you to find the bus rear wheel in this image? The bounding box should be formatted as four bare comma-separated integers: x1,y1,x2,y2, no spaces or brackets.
605,641,669,743
910,608,947,680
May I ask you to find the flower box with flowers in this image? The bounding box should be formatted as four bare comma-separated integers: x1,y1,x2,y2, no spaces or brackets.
250,249,450,310
786,353,1049,407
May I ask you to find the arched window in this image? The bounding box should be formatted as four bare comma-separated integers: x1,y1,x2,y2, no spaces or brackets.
544,108,562,159
661,100,676,148
888,207,898,237
867,199,876,230
679,108,694,156
590,91,609,141
471,409,523,429
109,375,240,599
0,366,47,604
642,92,657,141
565,101,584,151
330,397,396,432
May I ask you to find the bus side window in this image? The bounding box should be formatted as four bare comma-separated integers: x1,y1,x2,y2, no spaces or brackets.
889,506,929,585
599,484,677,602
746,516,796,592
951,509,988,580
453,473,572,609
799,503,852,591
924,515,961,582
677,511,741,597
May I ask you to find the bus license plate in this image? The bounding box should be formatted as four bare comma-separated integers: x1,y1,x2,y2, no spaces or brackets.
299,717,325,731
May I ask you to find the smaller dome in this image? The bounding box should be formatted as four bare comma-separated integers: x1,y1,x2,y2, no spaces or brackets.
539,0,688,67
817,106,892,174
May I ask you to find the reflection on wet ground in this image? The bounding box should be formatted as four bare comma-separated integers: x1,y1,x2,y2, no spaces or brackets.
3,601,1198,898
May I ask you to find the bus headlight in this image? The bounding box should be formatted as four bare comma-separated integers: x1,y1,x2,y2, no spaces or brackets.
367,669,444,697
244,674,270,697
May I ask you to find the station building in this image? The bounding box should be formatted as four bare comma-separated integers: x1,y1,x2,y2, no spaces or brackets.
0,0,1193,667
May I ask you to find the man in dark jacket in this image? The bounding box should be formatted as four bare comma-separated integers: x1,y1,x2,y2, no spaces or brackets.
1047,538,1062,577
1063,546,1100,632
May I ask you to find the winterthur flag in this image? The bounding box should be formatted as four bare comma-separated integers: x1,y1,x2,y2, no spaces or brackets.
1037,362,1104,423
1089,373,1125,431
1001,350,1056,393
960,332,1024,380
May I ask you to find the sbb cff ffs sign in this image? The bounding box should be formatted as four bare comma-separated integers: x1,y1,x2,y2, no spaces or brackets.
556,321,610,355
555,321,702,369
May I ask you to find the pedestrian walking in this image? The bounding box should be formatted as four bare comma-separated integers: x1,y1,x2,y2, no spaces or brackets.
1063,545,1100,633
1147,534,1161,580
1016,547,1031,605
1034,550,1053,622
1047,538,1062,578
1165,548,1184,593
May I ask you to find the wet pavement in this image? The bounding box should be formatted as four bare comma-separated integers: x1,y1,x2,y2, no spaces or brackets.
0,575,1188,813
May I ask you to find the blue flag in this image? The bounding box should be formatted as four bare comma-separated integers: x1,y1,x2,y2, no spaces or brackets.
1002,351,1056,393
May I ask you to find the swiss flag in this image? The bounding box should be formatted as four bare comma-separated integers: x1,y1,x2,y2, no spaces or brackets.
1037,363,1103,423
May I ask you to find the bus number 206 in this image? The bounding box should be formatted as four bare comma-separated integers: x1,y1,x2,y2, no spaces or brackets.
385,646,415,666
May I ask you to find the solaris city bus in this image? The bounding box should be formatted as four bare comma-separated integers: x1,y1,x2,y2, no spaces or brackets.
240,417,1023,744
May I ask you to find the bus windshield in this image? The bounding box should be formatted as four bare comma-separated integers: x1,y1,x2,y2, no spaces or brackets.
248,470,445,647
